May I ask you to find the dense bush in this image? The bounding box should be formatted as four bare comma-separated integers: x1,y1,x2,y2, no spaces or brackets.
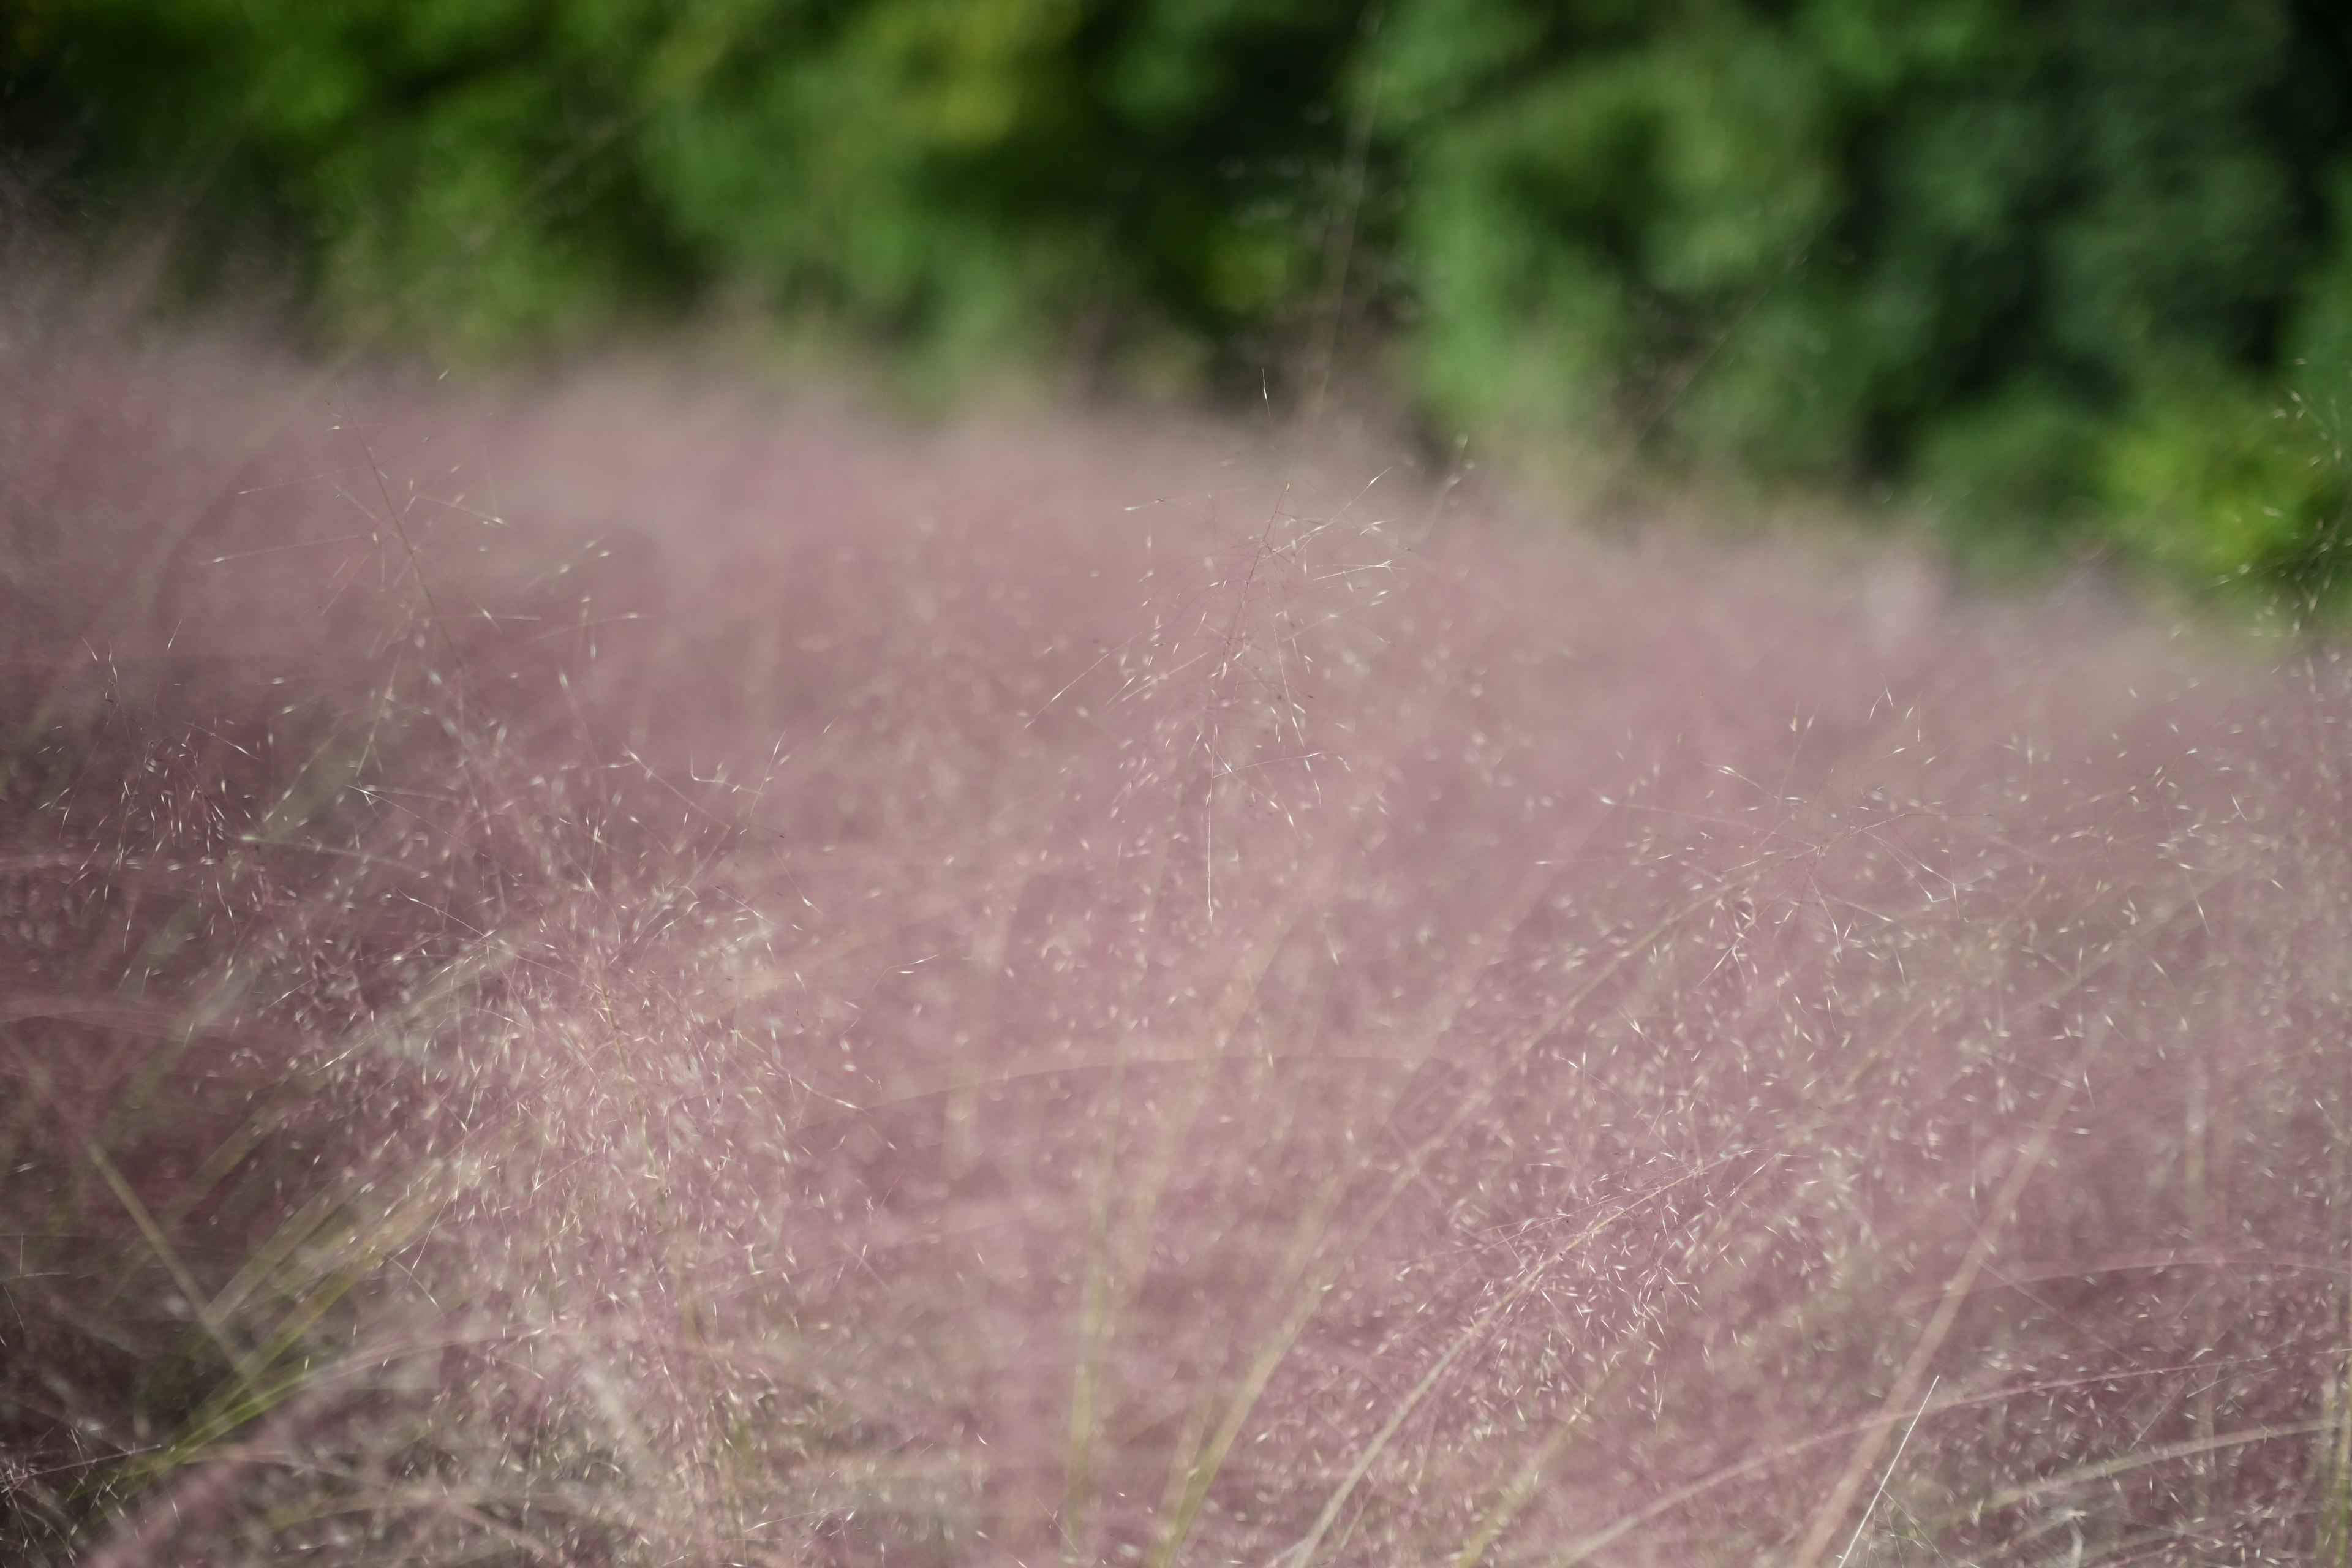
7,0,2352,598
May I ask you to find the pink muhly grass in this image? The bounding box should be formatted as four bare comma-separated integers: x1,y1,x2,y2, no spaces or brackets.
4,290,2352,1567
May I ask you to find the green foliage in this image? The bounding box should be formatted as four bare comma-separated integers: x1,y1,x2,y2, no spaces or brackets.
9,0,2352,612
2101,376,2350,618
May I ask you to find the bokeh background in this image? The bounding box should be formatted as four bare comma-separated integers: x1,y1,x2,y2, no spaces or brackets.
9,0,2352,612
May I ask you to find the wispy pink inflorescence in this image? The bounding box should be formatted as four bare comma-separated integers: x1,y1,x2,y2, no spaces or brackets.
5,292,2351,1567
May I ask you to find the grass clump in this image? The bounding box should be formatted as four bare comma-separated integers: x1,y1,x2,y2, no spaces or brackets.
5,290,2352,1566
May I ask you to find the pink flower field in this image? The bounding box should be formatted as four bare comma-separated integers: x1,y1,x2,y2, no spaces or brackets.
6,293,2352,1566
